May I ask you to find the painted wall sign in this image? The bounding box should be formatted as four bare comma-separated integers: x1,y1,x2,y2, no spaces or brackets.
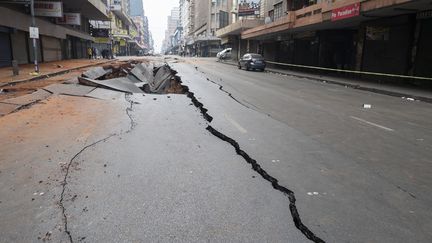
331,3,360,21
238,0,260,16
57,13,81,25
34,1,63,18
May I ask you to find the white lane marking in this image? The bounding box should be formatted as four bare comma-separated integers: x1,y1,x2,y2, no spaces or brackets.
350,116,394,132
224,114,247,133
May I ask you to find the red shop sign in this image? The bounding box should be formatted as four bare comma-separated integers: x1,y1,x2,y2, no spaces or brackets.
331,3,360,21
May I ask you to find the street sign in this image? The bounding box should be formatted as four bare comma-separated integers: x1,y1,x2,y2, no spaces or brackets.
331,3,360,21
29,27,39,39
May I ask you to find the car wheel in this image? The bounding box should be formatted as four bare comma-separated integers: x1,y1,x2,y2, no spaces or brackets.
261,68,265,72
246,65,250,71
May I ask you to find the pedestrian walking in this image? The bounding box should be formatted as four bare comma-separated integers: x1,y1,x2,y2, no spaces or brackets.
87,47,92,59
92,47,97,59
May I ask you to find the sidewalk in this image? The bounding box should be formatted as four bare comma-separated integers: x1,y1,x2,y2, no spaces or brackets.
0,59,112,87
218,59,432,103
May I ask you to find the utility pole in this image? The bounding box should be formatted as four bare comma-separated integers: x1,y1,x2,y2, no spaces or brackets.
30,0,40,73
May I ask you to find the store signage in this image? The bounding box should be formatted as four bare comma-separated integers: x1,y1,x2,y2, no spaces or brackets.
57,13,81,25
93,29,110,38
238,0,260,16
417,10,432,19
29,27,39,39
331,3,360,21
34,1,63,17
94,37,110,44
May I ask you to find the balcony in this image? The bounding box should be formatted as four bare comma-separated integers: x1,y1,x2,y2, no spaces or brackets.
216,19,264,38
110,3,132,25
63,0,110,21
293,2,324,28
242,12,296,39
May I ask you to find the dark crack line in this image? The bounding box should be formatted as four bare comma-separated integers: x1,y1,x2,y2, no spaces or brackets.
192,65,274,118
59,134,116,243
125,93,137,132
205,126,325,242
173,65,325,243
59,94,137,242
205,77,253,110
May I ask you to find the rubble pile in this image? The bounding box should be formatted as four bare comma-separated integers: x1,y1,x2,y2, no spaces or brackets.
78,61,186,95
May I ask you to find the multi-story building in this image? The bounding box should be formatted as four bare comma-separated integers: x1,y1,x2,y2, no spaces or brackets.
108,0,135,56
162,7,180,54
185,0,233,57
129,0,152,54
0,0,110,67
216,0,264,60
129,0,144,18
234,0,432,79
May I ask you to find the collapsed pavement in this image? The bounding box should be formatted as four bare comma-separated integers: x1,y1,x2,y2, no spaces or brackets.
78,61,186,95
0,60,186,117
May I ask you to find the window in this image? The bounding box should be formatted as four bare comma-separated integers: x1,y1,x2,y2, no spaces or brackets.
219,11,229,28
269,10,274,21
274,2,283,20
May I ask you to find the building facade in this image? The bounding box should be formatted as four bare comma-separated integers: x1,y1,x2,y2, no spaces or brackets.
216,0,264,60
162,7,180,54
237,0,432,79
0,0,110,67
180,0,233,57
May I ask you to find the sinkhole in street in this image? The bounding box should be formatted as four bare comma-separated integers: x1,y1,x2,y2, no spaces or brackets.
79,60,187,95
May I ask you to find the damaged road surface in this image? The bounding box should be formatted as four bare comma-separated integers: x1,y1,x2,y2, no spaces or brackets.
2,56,432,242
0,60,310,242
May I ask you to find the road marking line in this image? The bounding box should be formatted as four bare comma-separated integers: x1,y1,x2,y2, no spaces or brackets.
350,116,394,132
224,114,247,133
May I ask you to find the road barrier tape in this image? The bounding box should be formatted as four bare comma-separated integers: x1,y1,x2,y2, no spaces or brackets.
265,61,432,81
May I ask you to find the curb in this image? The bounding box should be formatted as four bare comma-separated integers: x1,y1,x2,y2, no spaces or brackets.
0,59,116,88
217,60,432,104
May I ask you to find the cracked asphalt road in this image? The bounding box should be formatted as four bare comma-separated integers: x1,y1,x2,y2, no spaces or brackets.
1,56,431,242
169,57,432,242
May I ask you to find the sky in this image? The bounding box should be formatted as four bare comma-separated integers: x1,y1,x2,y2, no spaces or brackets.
142,0,179,53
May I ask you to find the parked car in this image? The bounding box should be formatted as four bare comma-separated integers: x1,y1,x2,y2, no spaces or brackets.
238,53,266,71
217,48,232,61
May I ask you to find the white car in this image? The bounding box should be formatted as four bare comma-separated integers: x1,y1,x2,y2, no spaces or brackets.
217,48,232,60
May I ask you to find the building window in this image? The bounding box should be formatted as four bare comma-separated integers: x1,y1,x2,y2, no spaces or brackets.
219,11,229,28
268,10,274,21
274,2,283,20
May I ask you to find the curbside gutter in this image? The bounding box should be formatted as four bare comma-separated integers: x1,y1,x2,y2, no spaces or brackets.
216,59,432,104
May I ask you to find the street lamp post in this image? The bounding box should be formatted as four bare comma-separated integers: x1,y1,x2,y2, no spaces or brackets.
30,0,39,73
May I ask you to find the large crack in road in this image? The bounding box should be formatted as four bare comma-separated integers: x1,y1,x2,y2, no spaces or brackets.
175,64,326,243
59,94,137,243
194,66,273,118
59,60,325,242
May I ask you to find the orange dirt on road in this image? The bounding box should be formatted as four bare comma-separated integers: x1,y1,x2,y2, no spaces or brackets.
0,59,146,102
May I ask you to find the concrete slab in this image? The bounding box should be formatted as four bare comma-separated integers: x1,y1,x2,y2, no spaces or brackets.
44,83,96,96
126,74,141,83
85,88,126,100
0,102,20,116
129,63,153,83
150,65,173,93
0,89,51,106
78,77,144,94
82,66,111,80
